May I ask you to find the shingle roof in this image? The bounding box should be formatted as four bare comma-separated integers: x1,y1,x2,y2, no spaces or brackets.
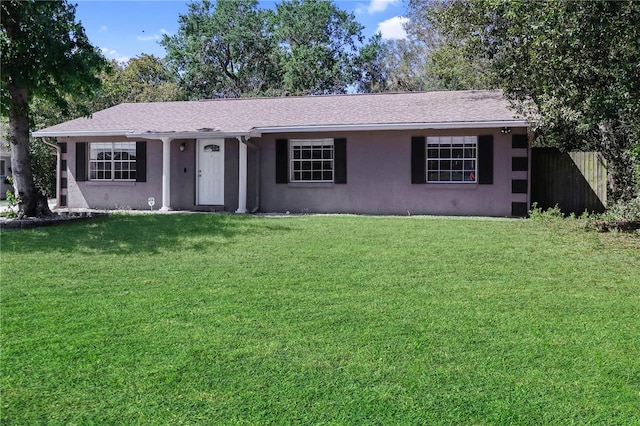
34,90,525,137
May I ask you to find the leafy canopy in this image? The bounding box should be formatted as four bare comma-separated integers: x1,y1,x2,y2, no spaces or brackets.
1,0,108,118
161,0,378,98
425,0,640,201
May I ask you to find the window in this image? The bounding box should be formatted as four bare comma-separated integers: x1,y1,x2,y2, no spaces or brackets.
89,142,137,181
290,139,334,182
0,159,5,177
427,136,477,183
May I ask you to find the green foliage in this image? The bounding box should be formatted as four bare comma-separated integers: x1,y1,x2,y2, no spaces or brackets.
374,0,495,92
528,199,640,234
1,0,109,217
162,0,278,98
120,54,185,103
88,55,186,108
429,0,640,202
528,202,564,221
3,177,19,218
272,0,365,95
29,139,56,198
161,0,377,98
374,39,434,92
607,196,640,222
2,215,639,423
0,0,109,118
352,33,387,93
31,55,185,126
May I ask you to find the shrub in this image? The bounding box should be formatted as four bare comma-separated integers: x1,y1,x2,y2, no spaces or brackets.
528,202,564,221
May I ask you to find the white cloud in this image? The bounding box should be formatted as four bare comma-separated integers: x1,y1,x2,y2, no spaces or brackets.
100,47,129,63
377,16,408,40
358,0,401,15
137,28,171,42
137,34,161,41
100,25,108,32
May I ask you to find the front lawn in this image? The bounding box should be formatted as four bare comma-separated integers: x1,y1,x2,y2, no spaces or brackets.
1,214,639,424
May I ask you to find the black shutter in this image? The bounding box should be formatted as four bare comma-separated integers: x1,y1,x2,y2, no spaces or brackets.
512,157,528,171
512,179,528,194
411,136,426,184
275,139,288,184
334,138,347,184
59,142,67,153
511,202,528,217
512,134,528,149
136,141,147,182
478,135,493,185
76,142,87,181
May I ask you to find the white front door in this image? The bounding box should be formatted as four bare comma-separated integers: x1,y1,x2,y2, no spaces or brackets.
197,139,225,205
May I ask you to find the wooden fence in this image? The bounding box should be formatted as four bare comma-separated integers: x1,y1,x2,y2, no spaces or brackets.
531,148,607,214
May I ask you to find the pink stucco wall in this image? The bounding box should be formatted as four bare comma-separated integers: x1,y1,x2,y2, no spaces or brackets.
58,136,240,211
256,128,529,216
58,128,529,216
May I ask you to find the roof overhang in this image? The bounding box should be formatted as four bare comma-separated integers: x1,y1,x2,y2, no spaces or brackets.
31,130,135,138
33,120,528,139
127,131,257,140
254,120,528,134
31,129,256,139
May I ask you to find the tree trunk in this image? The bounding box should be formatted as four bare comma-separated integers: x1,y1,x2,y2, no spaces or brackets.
8,84,53,218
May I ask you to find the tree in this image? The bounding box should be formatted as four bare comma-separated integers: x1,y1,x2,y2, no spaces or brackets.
353,33,388,93
120,54,185,103
83,55,185,110
1,0,108,217
161,0,379,98
427,0,640,201
162,0,278,99
386,0,494,92
372,39,434,92
271,0,368,95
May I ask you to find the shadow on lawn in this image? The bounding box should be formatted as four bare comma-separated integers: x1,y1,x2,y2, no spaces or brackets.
1,214,293,255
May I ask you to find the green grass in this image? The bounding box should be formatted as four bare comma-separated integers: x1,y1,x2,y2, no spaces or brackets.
1,214,639,424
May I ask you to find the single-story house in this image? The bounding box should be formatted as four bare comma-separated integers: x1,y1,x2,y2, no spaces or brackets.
33,90,531,216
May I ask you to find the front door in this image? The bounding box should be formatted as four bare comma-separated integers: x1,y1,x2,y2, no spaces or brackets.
197,139,225,205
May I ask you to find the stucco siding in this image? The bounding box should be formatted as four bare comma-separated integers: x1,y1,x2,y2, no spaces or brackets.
58,129,529,217
257,129,528,216
60,137,244,212
59,136,162,210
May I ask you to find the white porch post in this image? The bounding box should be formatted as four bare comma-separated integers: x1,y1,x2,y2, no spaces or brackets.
236,137,248,213
160,137,172,211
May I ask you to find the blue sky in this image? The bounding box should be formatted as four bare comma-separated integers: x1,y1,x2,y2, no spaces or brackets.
74,0,409,63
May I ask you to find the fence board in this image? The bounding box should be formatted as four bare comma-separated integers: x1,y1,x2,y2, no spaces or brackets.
531,148,607,214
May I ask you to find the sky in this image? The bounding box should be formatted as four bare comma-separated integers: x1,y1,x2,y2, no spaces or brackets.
73,0,409,63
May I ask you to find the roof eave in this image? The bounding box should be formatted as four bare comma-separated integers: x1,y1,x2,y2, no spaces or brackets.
128,131,259,140
33,120,528,139
255,120,528,134
32,130,261,139
32,130,135,138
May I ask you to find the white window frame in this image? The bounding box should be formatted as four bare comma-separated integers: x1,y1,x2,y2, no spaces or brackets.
290,139,334,183
89,142,137,181
426,136,478,183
